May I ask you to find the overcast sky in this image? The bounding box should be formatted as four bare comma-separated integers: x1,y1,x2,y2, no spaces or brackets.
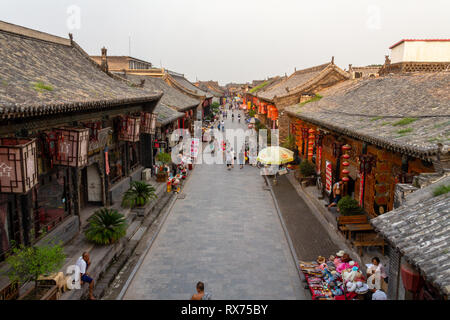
1,0,449,85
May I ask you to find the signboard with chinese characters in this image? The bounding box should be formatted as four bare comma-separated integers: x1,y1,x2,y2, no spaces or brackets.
0,138,38,193
88,127,111,155
325,160,332,195
317,146,322,174
359,173,365,206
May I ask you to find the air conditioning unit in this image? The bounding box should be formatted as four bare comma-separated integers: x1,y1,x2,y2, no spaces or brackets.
142,168,152,181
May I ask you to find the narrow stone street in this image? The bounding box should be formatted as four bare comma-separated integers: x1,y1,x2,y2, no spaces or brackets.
122,109,306,300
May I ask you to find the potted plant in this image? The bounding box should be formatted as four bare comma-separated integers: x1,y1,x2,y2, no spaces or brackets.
298,160,316,186
6,243,65,300
156,152,171,182
122,181,157,216
85,208,127,245
337,196,364,216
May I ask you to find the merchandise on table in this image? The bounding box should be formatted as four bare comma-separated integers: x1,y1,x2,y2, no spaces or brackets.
299,252,366,300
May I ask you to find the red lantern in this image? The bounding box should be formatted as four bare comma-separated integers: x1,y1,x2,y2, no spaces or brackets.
0,138,38,193
53,127,89,167
141,112,157,135
119,116,141,142
341,144,351,182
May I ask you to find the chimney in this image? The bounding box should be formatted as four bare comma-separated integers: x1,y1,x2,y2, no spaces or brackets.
331,56,335,64
100,47,109,73
385,55,391,66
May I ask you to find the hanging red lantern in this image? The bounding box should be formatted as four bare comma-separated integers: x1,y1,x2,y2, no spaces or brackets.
341,144,352,182
0,138,38,193
119,115,141,142
141,112,157,135
308,128,315,161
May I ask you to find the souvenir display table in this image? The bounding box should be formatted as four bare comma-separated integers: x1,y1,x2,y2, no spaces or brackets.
300,260,367,300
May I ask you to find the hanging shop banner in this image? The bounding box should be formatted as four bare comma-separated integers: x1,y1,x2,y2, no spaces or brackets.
105,150,110,176
190,138,200,158
359,172,364,206
317,146,322,174
325,160,332,195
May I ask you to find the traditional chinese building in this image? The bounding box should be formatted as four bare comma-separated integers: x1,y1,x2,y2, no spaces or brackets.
194,81,225,105
286,71,450,217
371,175,450,300
247,58,350,140
0,21,161,261
379,39,450,75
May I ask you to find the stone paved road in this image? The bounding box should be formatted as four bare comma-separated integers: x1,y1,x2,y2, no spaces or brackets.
123,108,306,300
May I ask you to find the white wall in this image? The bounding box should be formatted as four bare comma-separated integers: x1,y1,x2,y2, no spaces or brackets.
390,41,450,63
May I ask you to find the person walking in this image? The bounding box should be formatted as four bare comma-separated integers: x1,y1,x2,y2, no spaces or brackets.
238,148,245,169
221,120,225,132
226,149,233,170
231,112,234,122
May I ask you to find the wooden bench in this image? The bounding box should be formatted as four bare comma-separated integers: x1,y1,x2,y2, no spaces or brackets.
352,232,385,256
336,215,368,238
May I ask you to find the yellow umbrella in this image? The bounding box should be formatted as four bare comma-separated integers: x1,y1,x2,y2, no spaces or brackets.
257,146,294,165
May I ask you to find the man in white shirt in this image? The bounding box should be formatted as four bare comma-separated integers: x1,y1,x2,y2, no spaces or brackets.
76,252,95,300
371,289,387,300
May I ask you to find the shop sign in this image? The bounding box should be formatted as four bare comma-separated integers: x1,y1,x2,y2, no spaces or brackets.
325,161,332,194
359,173,364,206
317,146,322,174
0,138,38,194
88,127,111,154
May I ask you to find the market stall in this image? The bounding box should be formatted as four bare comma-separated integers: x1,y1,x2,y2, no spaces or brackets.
299,253,369,300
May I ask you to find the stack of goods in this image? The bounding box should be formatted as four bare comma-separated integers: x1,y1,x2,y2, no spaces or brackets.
300,251,368,300
299,260,333,300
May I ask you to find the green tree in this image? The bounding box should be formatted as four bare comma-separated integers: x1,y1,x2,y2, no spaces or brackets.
281,134,296,151
122,181,157,208
85,208,127,245
299,160,315,177
156,152,172,165
6,243,65,295
337,196,364,216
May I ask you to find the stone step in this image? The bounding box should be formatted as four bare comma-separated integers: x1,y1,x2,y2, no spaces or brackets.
125,220,142,240
130,226,147,242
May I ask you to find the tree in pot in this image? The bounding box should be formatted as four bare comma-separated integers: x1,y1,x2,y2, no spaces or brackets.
122,181,157,208
5,242,66,299
85,208,127,245
156,152,172,182
299,159,315,177
337,196,364,216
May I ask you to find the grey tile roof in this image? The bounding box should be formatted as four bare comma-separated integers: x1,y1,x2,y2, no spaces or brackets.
0,21,161,119
195,81,224,97
257,63,332,100
154,103,184,126
171,75,213,98
286,72,450,158
124,74,199,112
371,177,450,295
